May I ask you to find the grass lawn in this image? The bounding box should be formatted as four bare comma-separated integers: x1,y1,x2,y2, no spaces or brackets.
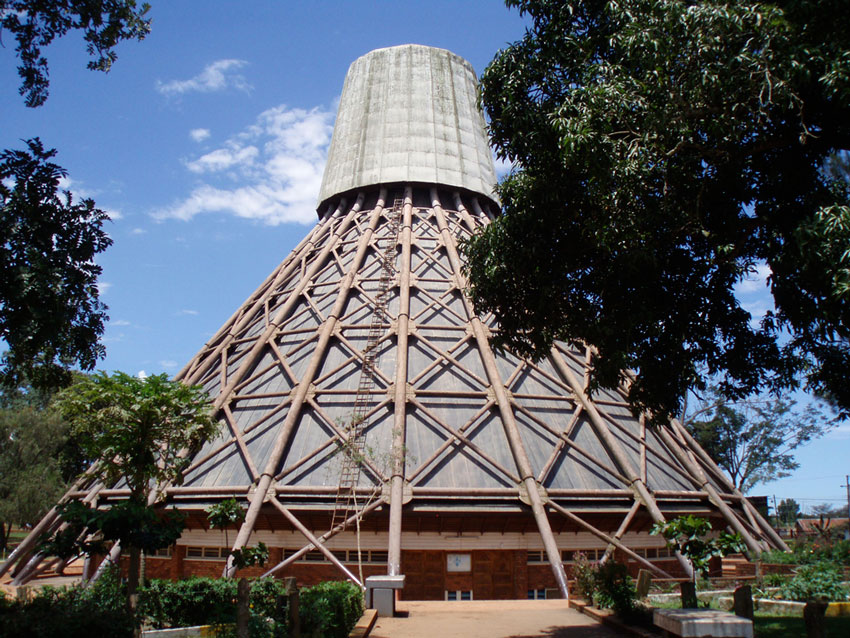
754,613,850,637
1,529,29,560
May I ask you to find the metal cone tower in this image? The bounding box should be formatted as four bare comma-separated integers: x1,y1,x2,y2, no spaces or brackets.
3,45,785,599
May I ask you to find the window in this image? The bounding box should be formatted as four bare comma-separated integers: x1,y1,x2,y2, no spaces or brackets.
185,546,226,560
527,588,547,600
150,546,172,558
446,590,472,601
527,550,548,564
280,549,389,564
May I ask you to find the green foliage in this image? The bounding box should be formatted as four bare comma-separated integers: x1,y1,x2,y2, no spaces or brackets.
0,573,133,637
776,499,801,526
0,388,77,552
685,388,834,492
207,498,247,530
229,542,269,570
763,537,850,566
41,500,185,558
0,140,112,390
761,572,789,588
572,551,598,601
778,562,850,602
652,515,745,580
137,577,289,630
54,371,218,501
465,0,850,423
139,577,240,628
593,561,637,616
299,581,363,638
1,0,151,107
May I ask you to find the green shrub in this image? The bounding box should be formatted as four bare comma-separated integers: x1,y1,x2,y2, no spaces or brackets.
762,572,789,588
138,576,289,629
572,552,597,602
0,581,133,638
299,581,363,638
593,561,636,616
778,562,850,602
763,538,850,566
139,576,238,627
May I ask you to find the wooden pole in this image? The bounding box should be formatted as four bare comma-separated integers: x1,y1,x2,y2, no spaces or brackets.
224,192,377,576
548,348,694,578
547,501,674,578
388,187,412,576
269,497,363,588
432,189,570,600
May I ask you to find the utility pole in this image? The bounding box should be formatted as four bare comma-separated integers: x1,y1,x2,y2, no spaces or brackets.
842,475,850,519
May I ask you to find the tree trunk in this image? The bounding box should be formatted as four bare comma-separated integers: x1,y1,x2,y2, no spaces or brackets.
237,577,250,638
127,545,142,638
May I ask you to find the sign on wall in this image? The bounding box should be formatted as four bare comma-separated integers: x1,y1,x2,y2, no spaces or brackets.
446,553,471,572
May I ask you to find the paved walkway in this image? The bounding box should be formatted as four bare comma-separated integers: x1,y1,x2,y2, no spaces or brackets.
369,600,631,637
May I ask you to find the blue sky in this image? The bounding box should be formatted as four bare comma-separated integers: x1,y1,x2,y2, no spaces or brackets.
1,2,847,516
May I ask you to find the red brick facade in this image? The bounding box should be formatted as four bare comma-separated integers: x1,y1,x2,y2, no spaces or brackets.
134,547,689,600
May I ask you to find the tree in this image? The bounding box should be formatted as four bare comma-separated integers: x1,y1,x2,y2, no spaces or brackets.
0,387,77,554
776,498,801,526
652,515,745,587
0,139,113,390
465,0,850,424
48,372,218,625
809,503,846,518
1,0,151,107
685,387,833,493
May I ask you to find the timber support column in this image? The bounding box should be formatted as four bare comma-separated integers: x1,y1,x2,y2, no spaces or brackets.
387,187,413,577
432,189,569,600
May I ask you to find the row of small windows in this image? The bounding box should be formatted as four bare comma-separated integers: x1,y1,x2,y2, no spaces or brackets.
526,547,675,564
157,547,674,563
177,547,389,563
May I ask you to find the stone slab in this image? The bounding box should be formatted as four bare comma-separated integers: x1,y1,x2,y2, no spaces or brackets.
653,609,753,638
365,574,405,589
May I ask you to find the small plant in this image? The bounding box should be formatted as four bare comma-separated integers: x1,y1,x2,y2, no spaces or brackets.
572,551,597,602
299,581,363,638
778,562,850,602
593,560,637,616
652,515,745,587
762,572,789,588
229,542,270,569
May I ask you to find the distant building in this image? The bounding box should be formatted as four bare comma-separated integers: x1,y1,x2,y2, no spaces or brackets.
795,517,850,540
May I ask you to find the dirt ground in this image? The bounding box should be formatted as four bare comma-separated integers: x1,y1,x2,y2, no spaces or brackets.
369,600,632,638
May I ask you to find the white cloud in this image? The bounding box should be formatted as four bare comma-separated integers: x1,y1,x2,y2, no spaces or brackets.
111,319,131,326
104,207,123,220
178,309,199,316
159,360,178,369
187,145,258,173
131,227,147,235
737,263,772,294
190,128,211,142
157,59,251,95
97,281,113,295
137,370,148,379
155,105,333,225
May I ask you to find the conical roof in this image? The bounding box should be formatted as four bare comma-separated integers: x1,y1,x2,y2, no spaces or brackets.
2,45,785,595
